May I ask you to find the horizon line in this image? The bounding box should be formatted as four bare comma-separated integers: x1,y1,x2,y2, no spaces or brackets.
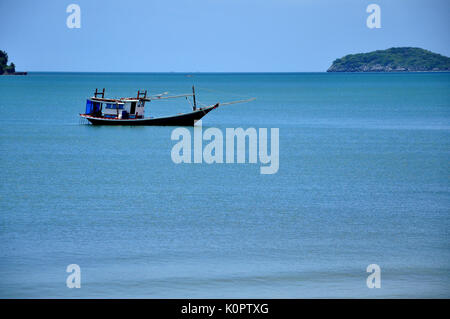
23,71,328,74
13,71,450,74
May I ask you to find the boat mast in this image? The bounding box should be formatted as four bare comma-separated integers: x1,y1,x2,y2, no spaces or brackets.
192,85,197,111
94,88,105,98
137,90,147,99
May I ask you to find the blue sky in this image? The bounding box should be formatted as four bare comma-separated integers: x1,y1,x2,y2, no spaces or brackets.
1,0,449,72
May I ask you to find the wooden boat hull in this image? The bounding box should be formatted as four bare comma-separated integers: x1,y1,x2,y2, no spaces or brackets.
80,104,218,126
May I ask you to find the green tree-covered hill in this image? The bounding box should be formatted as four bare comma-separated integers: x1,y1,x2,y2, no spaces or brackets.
0,50,16,74
327,47,450,72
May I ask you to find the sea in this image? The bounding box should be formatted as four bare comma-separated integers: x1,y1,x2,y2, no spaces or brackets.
0,72,449,298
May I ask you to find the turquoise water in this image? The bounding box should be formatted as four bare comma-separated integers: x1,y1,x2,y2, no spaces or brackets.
0,72,449,298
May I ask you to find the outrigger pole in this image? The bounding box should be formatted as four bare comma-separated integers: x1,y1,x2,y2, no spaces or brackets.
218,97,256,106
141,93,194,101
138,87,255,108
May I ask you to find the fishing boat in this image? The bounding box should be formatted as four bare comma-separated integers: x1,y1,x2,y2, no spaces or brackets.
80,86,253,126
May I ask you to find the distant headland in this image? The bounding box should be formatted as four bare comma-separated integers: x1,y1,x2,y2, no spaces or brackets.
1,50,27,75
327,47,450,72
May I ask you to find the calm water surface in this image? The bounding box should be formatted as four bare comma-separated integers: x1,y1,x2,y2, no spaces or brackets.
0,72,449,298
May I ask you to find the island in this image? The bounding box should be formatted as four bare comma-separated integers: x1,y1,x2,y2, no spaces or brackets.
327,47,450,72
1,50,27,75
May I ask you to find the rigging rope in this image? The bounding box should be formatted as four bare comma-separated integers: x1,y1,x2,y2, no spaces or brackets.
195,86,254,100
